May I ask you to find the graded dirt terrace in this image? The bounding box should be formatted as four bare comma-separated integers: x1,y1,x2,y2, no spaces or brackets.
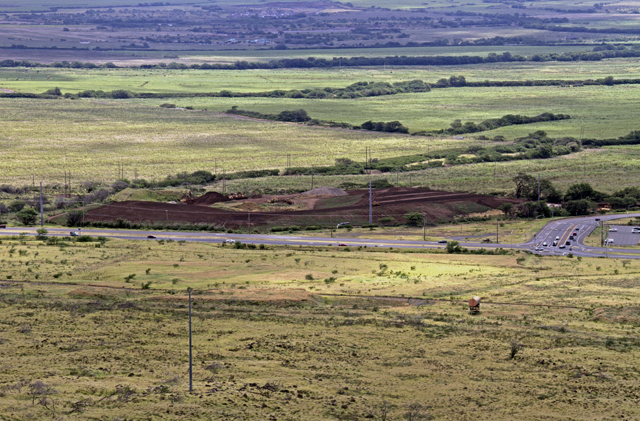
85,188,520,228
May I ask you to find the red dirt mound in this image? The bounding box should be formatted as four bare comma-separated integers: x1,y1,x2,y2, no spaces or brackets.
186,191,231,206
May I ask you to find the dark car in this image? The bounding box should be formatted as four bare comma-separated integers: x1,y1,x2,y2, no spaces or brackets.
565,241,571,246
338,243,348,247
438,240,447,244
0,224,6,228
147,235,157,239
595,218,601,221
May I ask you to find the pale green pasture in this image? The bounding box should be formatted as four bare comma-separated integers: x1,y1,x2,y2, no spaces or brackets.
0,98,468,185
131,84,640,138
3,59,640,95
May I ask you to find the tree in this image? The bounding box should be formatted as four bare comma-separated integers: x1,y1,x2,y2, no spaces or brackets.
512,173,536,199
498,202,514,217
403,212,424,226
517,202,551,218
277,109,310,122
66,210,85,227
445,241,463,253
565,182,604,201
15,207,38,225
564,199,596,216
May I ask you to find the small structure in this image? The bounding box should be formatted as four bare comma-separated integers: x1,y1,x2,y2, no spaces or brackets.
469,296,481,314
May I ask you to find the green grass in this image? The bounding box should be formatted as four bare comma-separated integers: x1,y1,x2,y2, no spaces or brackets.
5,60,640,95
0,98,449,186
212,146,640,197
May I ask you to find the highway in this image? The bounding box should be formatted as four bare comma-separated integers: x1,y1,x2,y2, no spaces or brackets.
1,213,640,259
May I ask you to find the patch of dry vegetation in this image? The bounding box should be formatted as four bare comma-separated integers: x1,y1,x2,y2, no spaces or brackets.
0,236,639,419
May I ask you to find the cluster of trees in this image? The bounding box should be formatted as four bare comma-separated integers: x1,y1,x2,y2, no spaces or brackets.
507,174,640,217
356,121,409,133
441,131,580,166
433,113,570,136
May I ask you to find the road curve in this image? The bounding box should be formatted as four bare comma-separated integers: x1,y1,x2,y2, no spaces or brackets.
1,213,640,259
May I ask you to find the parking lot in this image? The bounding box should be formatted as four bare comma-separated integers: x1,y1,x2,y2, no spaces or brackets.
606,225,640,246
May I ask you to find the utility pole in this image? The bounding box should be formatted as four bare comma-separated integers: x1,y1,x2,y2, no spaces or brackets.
369,180,373,224
600,220,604,247
188,287,193,392
423,212,426,241
39,182,44,227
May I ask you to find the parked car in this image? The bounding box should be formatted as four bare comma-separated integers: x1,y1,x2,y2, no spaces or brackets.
605,238,614,245
559,244,566,249
609,228,618,232
552,241,558,246
535,246,543,251
565,241,571,246
336,222,351,228
542,242,547,247
0,224,6,229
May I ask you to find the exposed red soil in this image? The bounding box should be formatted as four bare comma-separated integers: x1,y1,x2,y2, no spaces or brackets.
85,188,521,228
185,191,231,205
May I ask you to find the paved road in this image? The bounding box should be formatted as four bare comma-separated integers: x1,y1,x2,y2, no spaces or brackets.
2,213,640,259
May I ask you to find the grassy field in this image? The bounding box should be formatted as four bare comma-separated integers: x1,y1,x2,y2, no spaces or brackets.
4,60,640,94
0,98,458,185
2,93,639,194
143,84,639,138
1,235,640,419
210,146,640,197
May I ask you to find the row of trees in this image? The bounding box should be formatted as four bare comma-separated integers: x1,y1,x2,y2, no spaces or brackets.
4,46,640,72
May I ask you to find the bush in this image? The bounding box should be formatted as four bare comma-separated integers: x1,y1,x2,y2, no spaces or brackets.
66,210,85,227
15,207,38,225
403,212,424,226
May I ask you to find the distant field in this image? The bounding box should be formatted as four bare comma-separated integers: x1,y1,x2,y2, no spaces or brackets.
140,84,639,138
5,59,640,95
0,98,471,185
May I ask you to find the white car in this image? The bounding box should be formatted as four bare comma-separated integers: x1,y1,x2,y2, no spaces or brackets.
609,228,618,232
224,239,236,244
542,242,548,247
605,239,614,245
70,231,79,236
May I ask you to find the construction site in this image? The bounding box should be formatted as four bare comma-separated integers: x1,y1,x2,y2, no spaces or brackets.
84,187,520,229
